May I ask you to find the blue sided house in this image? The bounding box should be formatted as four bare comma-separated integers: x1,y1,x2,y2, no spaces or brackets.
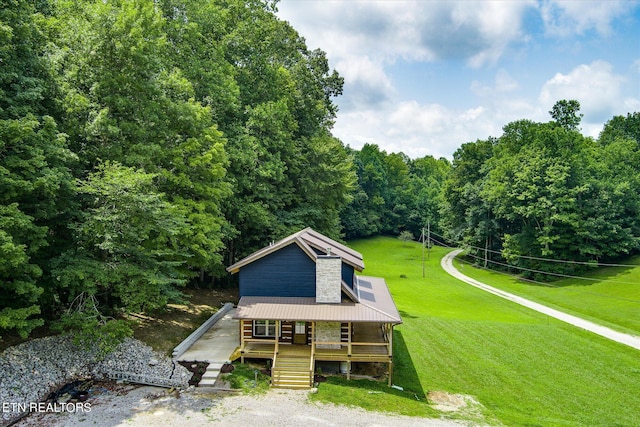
227,228,402,388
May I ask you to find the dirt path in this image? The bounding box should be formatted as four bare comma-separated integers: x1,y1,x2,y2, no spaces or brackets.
441,249,640,351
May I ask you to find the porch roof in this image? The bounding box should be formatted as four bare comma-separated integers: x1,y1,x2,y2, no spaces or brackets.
234,276,402,324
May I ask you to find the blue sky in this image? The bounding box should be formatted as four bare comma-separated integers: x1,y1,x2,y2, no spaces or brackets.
276,0,640,159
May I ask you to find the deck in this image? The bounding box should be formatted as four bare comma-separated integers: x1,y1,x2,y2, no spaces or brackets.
241,322,392,363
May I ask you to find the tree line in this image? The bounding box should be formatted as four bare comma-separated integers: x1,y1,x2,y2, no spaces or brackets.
441,104,640,279
1,0,355,344
1,0,638,345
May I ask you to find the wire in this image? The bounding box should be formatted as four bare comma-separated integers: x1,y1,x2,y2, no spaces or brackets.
452,253,640,305
463,251,640,286
428,230,640,269
427,234,640,304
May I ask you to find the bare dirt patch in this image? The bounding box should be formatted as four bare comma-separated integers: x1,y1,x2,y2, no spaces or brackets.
129,288,238,355
0,288,238,355
428,391,484,416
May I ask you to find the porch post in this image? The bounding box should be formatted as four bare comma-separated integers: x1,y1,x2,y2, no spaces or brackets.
347,322,352,356
388,323,394,387
241,320,246,364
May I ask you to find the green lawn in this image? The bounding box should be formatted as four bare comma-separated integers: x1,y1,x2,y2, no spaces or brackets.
452,254,640,336
313,237,640,426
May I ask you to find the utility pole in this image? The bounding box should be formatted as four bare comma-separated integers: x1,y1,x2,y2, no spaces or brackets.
484,235,489,269
421,227,425,278
427,220,431,259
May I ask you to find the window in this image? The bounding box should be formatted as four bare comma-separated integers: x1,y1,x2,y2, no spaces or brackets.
295,322,306,334
253,320,278,337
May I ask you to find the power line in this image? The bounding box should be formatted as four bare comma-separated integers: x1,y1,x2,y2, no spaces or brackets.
428,235,640,304
429,230,640,269
452,252,640,305
432,234,640,286
463,251,640,286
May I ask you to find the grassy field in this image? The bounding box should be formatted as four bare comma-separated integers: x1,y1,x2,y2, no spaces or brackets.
313,236,640,426
452,254,640,336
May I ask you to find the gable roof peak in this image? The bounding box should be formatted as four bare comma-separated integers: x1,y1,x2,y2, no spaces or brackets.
226,227,365,273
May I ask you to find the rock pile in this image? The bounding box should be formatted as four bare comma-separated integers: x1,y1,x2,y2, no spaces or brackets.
0,336,190,425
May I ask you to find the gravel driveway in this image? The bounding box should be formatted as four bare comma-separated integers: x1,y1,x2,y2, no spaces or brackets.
441,249,640,351
15,385,468,427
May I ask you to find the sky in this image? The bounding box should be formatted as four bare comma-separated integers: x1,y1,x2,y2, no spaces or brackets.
276,0,640,159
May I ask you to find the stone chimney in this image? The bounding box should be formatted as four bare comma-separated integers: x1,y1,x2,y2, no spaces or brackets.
316,249,342,304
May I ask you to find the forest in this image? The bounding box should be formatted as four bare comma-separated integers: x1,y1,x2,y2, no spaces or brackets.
1,0,638,345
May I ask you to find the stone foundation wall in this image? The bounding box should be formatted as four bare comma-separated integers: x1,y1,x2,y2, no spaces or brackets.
315,322,341,349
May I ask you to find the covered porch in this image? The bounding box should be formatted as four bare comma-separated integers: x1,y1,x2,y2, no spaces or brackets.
239,320,395,387
233,276,402,388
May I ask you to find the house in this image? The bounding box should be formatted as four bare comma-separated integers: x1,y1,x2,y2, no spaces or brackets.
226,227,402,388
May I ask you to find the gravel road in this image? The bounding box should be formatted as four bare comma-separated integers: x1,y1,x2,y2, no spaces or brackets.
441,249,640,351
15,385,470,427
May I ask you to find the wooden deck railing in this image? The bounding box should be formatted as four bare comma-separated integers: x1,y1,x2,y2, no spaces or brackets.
314,341,390,354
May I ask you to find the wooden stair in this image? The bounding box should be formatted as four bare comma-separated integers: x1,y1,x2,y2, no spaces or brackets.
271,355,312,389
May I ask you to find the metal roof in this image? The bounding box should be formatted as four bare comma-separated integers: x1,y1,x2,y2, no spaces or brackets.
234,276,402,324
226,227,365,274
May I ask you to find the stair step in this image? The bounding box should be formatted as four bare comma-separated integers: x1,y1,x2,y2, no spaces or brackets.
273,372,309,378
271,354,312,389
273,384,310,389
273,378,310,385
198,362,226,386
202,370,220,379
272,381,311,389
274,365,309,371
275,360,309,366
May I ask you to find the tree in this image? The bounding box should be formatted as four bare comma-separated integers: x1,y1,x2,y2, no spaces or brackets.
549,99,583,131
398,231,414,246
599,112,640,146
406,155,450,239
53,0,230,280
0,0,75,338
441,138,496,250
342,144,388,238
210,0,348,261
53,163,190,314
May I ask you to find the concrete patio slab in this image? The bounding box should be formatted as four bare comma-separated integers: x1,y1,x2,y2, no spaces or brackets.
177,308,239,363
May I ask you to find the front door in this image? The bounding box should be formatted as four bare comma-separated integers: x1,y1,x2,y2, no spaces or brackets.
293,321,307,344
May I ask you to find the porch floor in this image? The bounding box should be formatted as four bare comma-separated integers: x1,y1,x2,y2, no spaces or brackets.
242,322,391,362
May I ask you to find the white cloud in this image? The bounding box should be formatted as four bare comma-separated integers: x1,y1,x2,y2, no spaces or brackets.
277,1,639,157
539,0,637,37
335,56,396,110
540,60,628,124
278,1,533,67
277,0,537,153
472,69,520,97
333,101,501,159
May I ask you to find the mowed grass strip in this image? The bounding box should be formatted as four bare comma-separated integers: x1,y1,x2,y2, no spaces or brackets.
452,254,640,336
320,237,640,426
